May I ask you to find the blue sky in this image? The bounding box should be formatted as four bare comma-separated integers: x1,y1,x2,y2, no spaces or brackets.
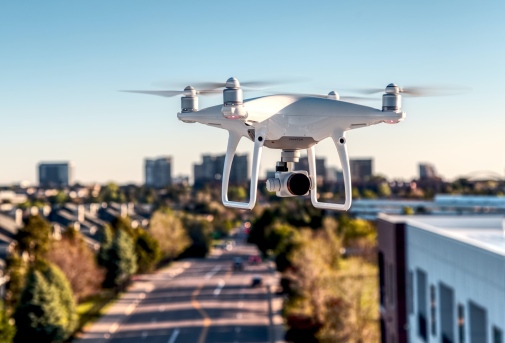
1,0,505,184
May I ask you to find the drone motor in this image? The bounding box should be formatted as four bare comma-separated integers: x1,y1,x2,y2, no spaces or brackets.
222,77,248,119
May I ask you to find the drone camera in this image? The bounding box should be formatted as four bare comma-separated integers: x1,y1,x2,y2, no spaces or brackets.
266,170,313,197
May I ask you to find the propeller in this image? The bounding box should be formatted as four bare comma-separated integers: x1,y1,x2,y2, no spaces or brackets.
153,77,308,91
120,88,221,98
354,85,471,97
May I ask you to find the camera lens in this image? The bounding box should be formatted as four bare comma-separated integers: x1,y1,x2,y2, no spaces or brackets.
287,173,311,196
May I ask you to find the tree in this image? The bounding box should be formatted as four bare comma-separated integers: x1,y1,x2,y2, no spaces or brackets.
45,228,105,302
4,252,28,311
0,301,15,343
134,229,161,273
148,210,191,260
180,215,213,258
13,261,77,343
102,229,137,288
15,215,52,260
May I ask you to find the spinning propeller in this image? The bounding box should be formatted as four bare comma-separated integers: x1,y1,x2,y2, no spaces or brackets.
354,84,470,97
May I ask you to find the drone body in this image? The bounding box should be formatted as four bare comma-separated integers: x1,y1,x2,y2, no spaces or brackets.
127,78,406,211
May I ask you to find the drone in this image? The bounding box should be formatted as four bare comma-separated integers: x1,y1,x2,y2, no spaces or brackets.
125,78,434,211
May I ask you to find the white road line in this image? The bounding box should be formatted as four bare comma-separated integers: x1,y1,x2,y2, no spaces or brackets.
213,279,225,296
158,305,165,312
238,301,244,308
167,328,180,343
205,265,221,279
109,322,119,333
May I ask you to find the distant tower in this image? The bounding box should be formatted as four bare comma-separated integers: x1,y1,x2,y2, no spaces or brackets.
38,162,74,187
419,163,437,180
144,157,172,188
350,159,373,182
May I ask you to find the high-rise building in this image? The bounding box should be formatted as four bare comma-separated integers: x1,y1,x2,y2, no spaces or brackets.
193,154,248,185
350,158,373,182
145,157,172,188
419,163,438,180
38,162,74,187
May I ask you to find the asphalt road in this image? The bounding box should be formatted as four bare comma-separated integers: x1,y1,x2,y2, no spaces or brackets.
78,234,280,343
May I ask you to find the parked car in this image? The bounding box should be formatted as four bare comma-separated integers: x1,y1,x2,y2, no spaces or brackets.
251,275,263,287
248,255,262,264
233,257,243,270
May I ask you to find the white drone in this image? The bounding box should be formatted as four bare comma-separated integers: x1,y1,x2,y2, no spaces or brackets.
125,78,415,211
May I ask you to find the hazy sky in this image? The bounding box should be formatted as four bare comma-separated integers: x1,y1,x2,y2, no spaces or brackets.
1,0,505,184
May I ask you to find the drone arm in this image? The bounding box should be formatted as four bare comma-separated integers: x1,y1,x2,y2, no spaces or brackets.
222,129,265,210
308,131,352,211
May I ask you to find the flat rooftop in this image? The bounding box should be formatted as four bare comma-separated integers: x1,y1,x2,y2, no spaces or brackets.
379,214,505,256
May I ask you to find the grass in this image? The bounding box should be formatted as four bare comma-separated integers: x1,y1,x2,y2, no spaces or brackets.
73,290,120,336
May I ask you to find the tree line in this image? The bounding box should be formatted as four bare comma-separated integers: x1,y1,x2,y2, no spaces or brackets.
248,199,379,343
0,205,228,343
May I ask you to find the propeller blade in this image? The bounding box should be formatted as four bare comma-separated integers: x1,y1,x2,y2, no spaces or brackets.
154,77,308,91
399,86,470,97
353,85,470,97
121,90,183,98
121,89,222,97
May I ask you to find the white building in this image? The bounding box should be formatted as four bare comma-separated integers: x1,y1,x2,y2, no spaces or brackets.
378,214,505,343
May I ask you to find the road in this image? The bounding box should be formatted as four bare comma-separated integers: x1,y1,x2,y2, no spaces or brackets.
78,237,283,343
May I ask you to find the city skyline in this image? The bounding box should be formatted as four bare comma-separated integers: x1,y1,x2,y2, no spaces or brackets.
1,1,505,184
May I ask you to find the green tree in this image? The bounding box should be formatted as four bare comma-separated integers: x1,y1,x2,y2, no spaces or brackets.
0,301,15,343
15,215,52,260
180,215,212,258
13,261,77,343
134,229,161,273
377,182,392,198
4,252,28,311
148,210,191,260
102,229,137,288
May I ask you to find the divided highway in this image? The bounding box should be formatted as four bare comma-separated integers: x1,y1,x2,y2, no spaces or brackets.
78,235,283,343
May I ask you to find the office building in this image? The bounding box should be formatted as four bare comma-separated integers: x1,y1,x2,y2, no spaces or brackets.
419,163,438,180
377,214,505,343
145,157,172,188
193,154,248,185
350,158,373,182
38,162,74,187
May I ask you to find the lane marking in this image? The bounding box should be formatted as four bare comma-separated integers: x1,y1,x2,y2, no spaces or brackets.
238,301,244,308
213,279,225,296
192,284,211,343
167,328,180,343
205,265,222,279
109,322,119,333
158,305,165,312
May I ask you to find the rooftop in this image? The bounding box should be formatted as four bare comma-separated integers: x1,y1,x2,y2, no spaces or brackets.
379,214,505,257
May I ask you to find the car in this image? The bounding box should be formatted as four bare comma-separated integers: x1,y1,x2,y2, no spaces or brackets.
233,257,243,271
251,275,262,287
248,255,262,264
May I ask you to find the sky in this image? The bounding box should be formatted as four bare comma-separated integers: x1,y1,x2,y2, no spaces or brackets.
1,0,505,185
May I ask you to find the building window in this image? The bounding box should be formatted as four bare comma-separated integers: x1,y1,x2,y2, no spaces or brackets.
408,270,414,315
458,304,465,343
388,263,395,306
430,285,437,336
494,326,503,343
440,283,455,343
379,252,385,306
417,269,428,342
469,301,487,343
